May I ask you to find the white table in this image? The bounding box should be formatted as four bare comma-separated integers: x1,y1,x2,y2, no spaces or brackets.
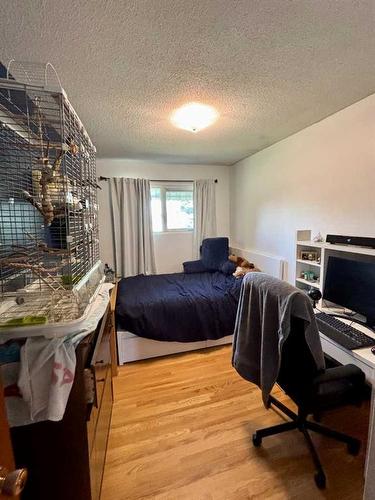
318,317,375,499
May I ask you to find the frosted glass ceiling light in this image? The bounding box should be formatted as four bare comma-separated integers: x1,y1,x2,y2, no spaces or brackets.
171,102,219,133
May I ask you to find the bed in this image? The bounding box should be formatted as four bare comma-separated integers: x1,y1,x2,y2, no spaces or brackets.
116,242,286,363
116,271,241,340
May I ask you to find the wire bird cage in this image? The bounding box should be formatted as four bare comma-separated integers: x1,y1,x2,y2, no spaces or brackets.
0,61,101,332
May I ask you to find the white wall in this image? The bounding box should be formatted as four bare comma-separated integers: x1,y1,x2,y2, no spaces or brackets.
97,160,230,273
230,93,375,283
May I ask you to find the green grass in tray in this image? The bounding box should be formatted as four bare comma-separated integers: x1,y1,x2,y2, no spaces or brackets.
0,316,48,328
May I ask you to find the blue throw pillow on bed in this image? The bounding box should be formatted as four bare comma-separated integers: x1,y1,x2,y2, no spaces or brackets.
183,260,208,274
221,260,236,275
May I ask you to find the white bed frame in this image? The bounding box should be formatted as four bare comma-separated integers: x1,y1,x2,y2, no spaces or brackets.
117,247,286,364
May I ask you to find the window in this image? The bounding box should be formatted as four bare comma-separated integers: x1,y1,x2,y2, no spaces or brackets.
151,182,194,232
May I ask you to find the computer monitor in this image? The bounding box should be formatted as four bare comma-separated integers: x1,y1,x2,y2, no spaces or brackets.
323,256,375,326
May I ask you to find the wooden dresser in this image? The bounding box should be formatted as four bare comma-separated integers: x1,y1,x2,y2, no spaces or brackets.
11,284,118,500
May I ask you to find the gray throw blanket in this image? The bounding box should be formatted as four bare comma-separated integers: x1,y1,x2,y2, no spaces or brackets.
232,273,325,407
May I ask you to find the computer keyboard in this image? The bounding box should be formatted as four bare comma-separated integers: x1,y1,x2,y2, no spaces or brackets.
315,311,375,350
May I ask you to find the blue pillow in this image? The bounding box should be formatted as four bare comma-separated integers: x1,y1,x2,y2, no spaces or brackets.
201,237,229,271
183,260,208,274
221,260,236,275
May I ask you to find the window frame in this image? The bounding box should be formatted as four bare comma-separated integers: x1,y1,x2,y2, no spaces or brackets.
150,181,194,233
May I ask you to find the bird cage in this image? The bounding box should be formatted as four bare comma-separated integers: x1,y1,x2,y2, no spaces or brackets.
0,61,101,332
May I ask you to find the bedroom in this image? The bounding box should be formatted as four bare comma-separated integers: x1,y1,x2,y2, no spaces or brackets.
0,1,375,499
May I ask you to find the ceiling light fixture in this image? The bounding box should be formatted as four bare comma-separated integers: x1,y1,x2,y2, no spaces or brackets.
171,102,219,133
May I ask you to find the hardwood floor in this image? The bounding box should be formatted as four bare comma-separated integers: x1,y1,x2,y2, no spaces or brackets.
102,346,369,500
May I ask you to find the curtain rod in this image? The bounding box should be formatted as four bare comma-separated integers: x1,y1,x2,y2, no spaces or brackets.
98,176,218,183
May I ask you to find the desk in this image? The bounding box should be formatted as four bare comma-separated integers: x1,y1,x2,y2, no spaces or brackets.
10,297,117,500
318,317,375,500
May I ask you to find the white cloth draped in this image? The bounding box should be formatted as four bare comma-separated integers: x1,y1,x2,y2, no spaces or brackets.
193,179,217,258
109,177,156,277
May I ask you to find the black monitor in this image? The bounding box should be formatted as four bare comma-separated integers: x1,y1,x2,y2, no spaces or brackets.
323,256,375,326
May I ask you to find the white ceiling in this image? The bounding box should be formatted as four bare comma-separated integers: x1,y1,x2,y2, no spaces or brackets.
1,1,374,165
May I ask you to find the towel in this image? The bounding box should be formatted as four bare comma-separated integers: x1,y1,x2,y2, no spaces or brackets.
3,283,113,427
232,273,325,407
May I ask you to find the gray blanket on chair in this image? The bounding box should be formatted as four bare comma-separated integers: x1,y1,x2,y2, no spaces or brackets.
232,273,325,407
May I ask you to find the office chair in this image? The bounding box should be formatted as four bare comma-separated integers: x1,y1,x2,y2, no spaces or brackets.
252,317,366,489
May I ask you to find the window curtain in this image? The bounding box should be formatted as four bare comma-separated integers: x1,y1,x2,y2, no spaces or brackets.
109,177,156,277
193,179,217,258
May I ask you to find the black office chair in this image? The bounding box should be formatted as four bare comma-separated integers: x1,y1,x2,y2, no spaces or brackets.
252,316,366,489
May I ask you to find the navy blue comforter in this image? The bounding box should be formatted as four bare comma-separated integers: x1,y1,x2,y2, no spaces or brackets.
116,272,242,342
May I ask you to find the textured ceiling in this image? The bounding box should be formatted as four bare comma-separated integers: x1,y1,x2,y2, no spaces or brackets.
1,0,374,165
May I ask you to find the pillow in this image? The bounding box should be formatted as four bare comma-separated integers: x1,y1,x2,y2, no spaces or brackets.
201,237,229,271
183,260,208,274
221,260,237,275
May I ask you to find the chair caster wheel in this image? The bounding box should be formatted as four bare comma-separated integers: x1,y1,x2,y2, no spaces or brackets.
314,471,326,489
348,440,361,456
252,433,262,447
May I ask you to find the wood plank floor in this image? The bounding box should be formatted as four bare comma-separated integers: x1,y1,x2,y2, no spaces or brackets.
102,346,369,500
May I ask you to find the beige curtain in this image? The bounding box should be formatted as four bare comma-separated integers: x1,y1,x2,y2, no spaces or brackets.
193,179,217,258
109,178,156,277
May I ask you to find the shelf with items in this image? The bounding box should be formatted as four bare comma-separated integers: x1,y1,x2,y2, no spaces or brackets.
296,264,321,289
296,259,321,267
295,277,321,289
296,227,375,257
297,250,322,266
296,245,322,264
296,231,322,294
297,240,375,256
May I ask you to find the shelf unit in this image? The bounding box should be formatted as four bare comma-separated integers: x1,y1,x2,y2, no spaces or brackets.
295,230,375,308
296,230,323,293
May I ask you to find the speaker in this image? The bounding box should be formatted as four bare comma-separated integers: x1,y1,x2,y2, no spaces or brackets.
326,234,375,249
